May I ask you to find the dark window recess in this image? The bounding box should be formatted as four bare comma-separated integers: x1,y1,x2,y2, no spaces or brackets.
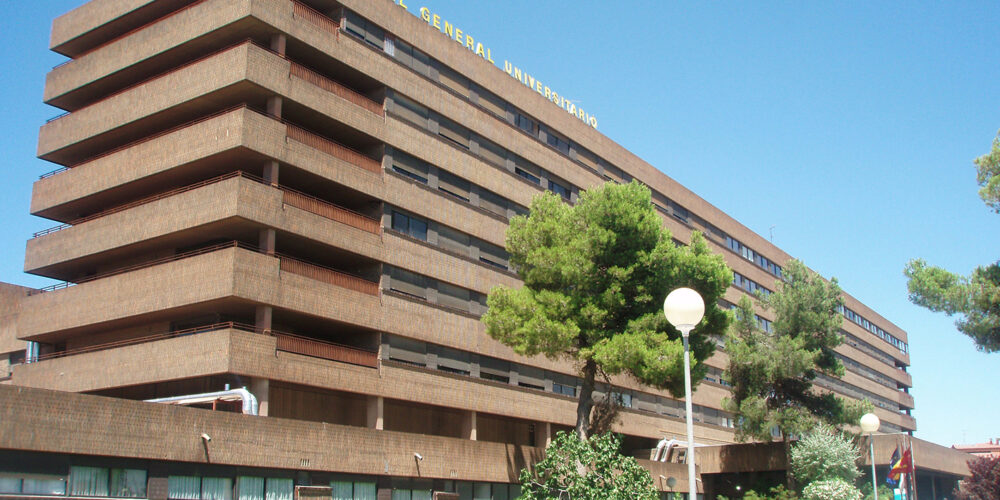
515,113,536,134
548,180,571,200
515,167,541,185
391,151,429,183
438,170,471,201
481,371,509,383
392,211,427,241
343,11,384,49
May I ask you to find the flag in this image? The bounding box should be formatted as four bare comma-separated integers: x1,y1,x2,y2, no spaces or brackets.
891,446,914,477
886,445,901,485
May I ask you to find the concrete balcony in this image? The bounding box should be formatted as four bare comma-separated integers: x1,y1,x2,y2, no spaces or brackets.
26,174,382,281
49,0,199,58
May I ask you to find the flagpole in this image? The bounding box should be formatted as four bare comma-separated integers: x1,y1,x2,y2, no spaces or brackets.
908,436,918,500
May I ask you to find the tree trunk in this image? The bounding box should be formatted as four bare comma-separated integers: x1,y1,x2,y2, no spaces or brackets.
575,359,597,439
783,435,795,491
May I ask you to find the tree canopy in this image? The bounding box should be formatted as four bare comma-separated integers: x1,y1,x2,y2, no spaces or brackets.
723,260,869,445
905,130,1000,353
483,181,732,437
518,431,659,500
954,455,1000,500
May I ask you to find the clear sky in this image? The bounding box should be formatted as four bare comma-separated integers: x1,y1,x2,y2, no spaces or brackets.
1,1,997,447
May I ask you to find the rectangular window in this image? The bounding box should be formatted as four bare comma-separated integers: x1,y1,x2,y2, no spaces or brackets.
438,116,470,148
477,137,507,167
434,344,471,375
264,479,292,500
391,211,427,241
517,366,545,390
478,241,509,270
169,477,202,500
437,64,469,97
111,469,147,498
438,170,470,201
388,335,427,366
515,113,536,135
480,356,510,384
70,466,109,497
513,157,541,185
343,11,383,49
437,225,471,255
391,94,429,128
548,179,571,200
388,267,427,299
437,282,471,311
478,189,508,217
475,86,507,118
545,128,571,155
391,152,429,184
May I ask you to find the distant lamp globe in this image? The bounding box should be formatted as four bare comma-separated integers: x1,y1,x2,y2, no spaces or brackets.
860,413,880,434
663,288,705,334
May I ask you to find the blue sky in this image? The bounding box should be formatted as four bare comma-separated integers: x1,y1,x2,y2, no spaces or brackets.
1,2,997,447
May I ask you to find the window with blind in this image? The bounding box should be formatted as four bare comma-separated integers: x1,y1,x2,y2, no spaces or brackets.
437,282,471,311
391,151,428,183
477,137,507,167
479,356,510,383
331,480,376,500
343,11,384,49
437,225,471,255
478,188,508,217
388,335,427,366
391,94,429,128
475,86,507,118
438,170,470,201
550,372,577,397
514,112,536,135
576,147,601,171
69,467,147,498
433,344,470,375
437,117,469,148
544,127,571,155
517,366,544,390
548,178,571,200
478,241,508,270
388,267,427,299
513,157,541,185
436,64,469,97
603,164,629,184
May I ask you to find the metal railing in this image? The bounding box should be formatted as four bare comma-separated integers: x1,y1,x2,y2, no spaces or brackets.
292,1,341,35
285,124,382,174
290,63,383,116
279,257,379,296
31,320,378,368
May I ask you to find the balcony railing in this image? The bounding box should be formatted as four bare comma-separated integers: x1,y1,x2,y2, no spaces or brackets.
32,170,379,237
290,63,383,116
29,321,378,369
279,257,379,296
292,1,341,35
286,124,381,174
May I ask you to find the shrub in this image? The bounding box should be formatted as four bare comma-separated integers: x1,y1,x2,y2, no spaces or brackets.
802,479,863,500
790,425,861,486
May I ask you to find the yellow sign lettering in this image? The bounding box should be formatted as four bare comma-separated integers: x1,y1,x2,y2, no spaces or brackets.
419,7,430,22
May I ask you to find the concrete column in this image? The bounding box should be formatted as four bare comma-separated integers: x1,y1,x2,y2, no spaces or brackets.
269,33,287,56
251,378,269,417
367,396,384,430
263,160,279,186
254,305,273,332
266,96,283,118
259,228,276,255
462,410,477,441
538,421,552,447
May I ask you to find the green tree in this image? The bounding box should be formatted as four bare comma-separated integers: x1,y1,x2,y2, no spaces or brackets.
904,131,1000,353
723,261,870,487
789,425,860,487
518,431,658,500
483,181,732,437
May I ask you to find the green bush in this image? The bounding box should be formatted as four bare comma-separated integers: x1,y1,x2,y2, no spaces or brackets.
790,425,861,486
802,479,863,500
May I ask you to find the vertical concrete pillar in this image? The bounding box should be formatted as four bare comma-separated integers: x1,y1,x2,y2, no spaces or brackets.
251,378,269,417
463,410,477,441
538,421,552,447
367,396,384,430
254,305,273,332
269,33,287,56
263,160,279,186
258,228,276,255
266,96,283,118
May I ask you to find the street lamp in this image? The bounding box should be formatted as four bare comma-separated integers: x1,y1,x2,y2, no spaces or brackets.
664,287,705,500
860,413,881,500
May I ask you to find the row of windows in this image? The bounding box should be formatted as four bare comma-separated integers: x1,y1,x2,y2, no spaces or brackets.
814,373,900,413
383,335,738,429
342,8,806,296
167,476,293,500
732,272,772,297
841,329,899,368
390,209,510,271
834,352,898,391
726,236,783,279
389,92,574,201
0,466,147,498
389,148,529,220
840,305,907,353
384,266,487,315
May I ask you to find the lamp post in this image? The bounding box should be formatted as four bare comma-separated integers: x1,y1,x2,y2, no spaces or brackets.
860,413,881,500
664,287,705,500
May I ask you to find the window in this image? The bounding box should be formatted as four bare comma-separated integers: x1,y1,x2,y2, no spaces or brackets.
237,477,292,500
0,473,67,496
513,157,541,185
391,211,427,241
437,282,471,311
343,11,384,49
70,467,146,498
480,356,510,384
515,113,535,134
437,225,471,256
387,335,427,367
436,63,469,97
391,152,428,184
391,94,429,127
548,179,571,200
544,127,571,155
478,241,509,270
478,188,508,217
388,267,427,299
434,345,471,376
437,116,469,148
331,481,376,500
551,373,577,397
167,476,231,500
477,137,507,167
517,366,545,390
438,170,470,201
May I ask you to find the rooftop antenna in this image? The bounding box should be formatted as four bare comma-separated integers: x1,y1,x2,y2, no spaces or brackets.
769,225,775,243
